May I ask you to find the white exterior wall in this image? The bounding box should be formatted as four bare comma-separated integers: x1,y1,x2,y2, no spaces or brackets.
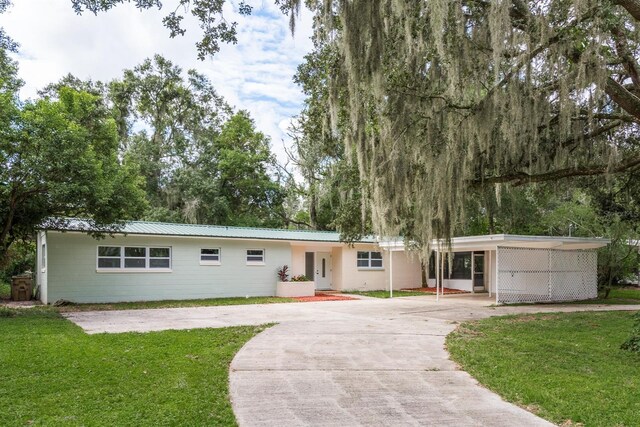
390,251,423,289
332,247,343,290
45,232,291,303
290,244,336,286
339,245,421,291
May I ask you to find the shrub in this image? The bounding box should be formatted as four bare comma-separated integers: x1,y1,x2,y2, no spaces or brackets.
621,311,640,352
276,265,289,282
291,275,310,282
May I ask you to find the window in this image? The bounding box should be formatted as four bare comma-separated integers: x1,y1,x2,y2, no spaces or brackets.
200,248,221,265
98,246,121,268
449,252,472,280
97,246,171,271
41,243,46,271
246,249,265,264
357,251,383,269
428,251,436,279
124,247,146,268
150,247,171,268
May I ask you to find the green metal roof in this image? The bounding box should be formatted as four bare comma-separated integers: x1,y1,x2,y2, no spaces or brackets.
44,218,376,244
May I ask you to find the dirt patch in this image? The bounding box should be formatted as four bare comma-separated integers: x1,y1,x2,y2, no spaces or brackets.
292,293,358,302
401,287,469,295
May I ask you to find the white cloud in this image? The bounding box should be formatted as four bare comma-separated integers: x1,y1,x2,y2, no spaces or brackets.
0,0,314,166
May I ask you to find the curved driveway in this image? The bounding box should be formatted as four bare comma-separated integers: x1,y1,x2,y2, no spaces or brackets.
66,295,638,426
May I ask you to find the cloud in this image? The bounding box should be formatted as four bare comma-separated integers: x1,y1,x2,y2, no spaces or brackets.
0,0,314,167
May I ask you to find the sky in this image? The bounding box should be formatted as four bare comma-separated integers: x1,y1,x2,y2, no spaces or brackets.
0,0,314,166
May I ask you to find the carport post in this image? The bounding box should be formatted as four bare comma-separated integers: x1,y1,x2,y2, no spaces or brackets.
389,250,393,298
435,250,440,302
495,248,499,304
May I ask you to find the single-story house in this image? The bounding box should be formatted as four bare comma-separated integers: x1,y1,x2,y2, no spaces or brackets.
380,234,609,304
36,219,422,304
36,219,609,304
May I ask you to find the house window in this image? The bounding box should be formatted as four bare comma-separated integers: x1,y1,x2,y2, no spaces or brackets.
246,249,265,265
98,246,122,268
97,246,171,271
428,251,436,279
41,243,46,270
149,247,171,268
201,248,221,265
124,247,146,268
449,252,472,280
357,251,383,269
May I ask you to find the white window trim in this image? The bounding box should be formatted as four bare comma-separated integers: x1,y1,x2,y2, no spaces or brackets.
246,248,265,265
200,248,222,266
96,245,172,273
357,251,384,271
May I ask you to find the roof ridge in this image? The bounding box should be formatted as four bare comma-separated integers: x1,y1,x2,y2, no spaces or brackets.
125,219,342,234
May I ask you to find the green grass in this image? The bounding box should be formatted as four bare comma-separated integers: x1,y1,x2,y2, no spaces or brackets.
500,287,640,306
342,290,430,298
0,307,268,426
57,296,296,312
447,311,640,426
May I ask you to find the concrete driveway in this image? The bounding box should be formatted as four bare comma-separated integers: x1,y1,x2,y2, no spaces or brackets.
65,295,638,426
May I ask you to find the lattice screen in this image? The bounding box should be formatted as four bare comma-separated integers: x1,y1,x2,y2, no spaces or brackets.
497,247,597,304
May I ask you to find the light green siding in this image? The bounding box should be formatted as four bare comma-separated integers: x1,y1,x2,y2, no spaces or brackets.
46,232,292,303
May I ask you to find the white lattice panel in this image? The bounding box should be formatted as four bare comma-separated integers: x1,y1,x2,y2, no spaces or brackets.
497,247,597,304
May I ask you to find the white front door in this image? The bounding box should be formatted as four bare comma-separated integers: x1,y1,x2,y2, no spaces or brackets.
315,252,332,290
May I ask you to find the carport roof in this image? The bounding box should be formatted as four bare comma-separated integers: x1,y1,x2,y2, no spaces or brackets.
379,234,610,252
42,218,377,244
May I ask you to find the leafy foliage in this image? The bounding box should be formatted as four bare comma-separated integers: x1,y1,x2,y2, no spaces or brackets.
621,311,640,352
277,265,289,281
291,0,640,254
0,51,147,263
71,0,254,60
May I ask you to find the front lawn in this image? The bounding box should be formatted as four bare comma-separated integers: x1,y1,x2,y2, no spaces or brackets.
0,307,267,426
447,311,640,426
342,290,429,298
57,296,295,312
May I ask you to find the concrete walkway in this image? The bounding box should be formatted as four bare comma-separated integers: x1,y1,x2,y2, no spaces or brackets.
65,296,638,426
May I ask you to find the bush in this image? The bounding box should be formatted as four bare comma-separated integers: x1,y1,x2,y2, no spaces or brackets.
276,265,289,282
0,240,35,284
291,275,310,282
621,311,640,352
0,281,10,299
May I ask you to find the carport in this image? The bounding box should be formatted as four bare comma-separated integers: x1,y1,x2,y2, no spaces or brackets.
379,235,609,304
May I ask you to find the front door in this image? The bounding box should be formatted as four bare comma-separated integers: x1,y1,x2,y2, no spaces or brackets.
473,253,485,291
315,252,332,290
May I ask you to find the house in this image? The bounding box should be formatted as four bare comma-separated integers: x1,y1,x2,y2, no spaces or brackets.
380,234,610,304
36,219,609,304
36,219,422,304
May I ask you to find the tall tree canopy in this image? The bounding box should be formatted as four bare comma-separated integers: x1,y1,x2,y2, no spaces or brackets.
0,51,147,262
297,0,640,252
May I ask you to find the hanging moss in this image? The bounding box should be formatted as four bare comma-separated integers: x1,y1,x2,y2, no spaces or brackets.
292,0,640,259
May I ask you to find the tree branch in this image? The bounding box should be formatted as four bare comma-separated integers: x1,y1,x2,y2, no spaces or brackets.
613,0,640,21
605,77,640,120
474,155,640,186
